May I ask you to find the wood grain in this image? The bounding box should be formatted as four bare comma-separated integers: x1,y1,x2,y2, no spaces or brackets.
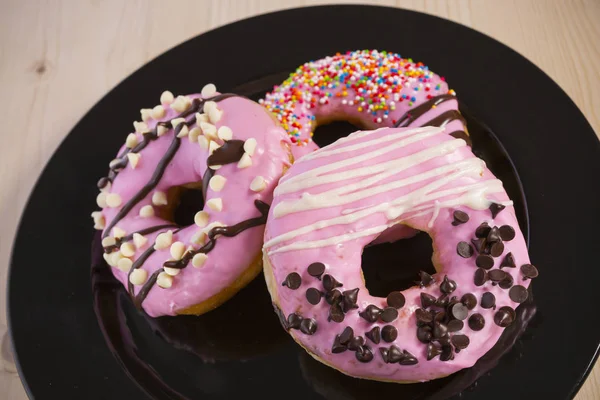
0,1,598,399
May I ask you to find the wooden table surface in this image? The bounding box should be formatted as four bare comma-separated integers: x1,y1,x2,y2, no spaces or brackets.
1,0,599,398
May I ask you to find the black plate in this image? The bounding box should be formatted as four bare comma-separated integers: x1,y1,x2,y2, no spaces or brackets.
8,5,600,400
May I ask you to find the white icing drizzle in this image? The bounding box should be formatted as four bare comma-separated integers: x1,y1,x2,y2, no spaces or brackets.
265,126,512,255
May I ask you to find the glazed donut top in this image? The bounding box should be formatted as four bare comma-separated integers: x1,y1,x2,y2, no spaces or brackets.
261,49,465,158
263,125,537,382
92,86,290,317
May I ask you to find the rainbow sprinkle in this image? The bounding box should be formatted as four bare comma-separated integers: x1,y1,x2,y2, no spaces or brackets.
260,50,455,146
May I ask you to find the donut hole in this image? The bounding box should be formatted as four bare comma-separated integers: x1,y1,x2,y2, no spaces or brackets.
312,120,363,147
171,185,205,226
361,229,436,297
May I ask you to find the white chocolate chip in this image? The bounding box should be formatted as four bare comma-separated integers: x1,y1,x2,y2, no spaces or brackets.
101,236,116,248
170,241,185,260
209,175,227,192
237,153,252,169
108,251,122,267
244,138,257,156
206,198,223,212
151,105,166,119
176,125,189,138
93,216,105,230
91,210,103,219
217,126,233,141
112,226,126,238
163,266,180,276
209,140,221,156
194,211,209,227
127,153,141,169
154,230,173,250
250,176,266,192
201,83,217,98
129,269,148,286
192,253,208,268
103,252,112,266
126,133,138,148
117,257,133,273
197,135,209,150
96,192,108,208
171,117,186,127
156,272,173,289
152,191,168,206
190,230,207,245
208,107,223,124
203,101,217,114
133,121,148,133
133,233,148,249
195,112,209,123
200,122,217,140
160,90,174,105
140,109,152,122
120,242,136,258
211,164,222,170
157,125,168,137
139,205,154,218
188,127,201,142
171,95,191,113
106,193,122,208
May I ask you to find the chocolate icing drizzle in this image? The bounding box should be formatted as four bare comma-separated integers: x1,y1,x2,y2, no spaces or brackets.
207,140,245,167
103,223,178,253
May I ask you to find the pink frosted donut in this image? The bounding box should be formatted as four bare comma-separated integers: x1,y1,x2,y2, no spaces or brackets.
261,49,467,159
91,84,291,317
262,125,538,382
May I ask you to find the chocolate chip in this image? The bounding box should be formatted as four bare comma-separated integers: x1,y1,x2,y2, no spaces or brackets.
468,313,485,331
355,345,374,363
329,303,345,323
489,203,505,218
447,319,464,332
274,304,288,330
381,325,398,343
452,210,470,225
347,336,365,351
287,313,302,329
379,347,389,363
451,303,469,321
333,328,352,349
399,350,419,365
282,272,301,289
418,270,434,287
433,321,448,338
451,334,470,350
489,269,507,282
415,308,433,325
417,326,433,343
509,285,528,303
427,343,442,360
307,262,326,279
331,335,347,353
521,264,539,279
481,292,496,309
386,345,403,363
474,268,488,286
494,306,516,327
440,275,457,294
475,222,491,238
325,289,342,305
471,238,486,254
440,345,454,361
420,292,437,308
433,310,447,323
386,291,406,309
365,326,381,344
461,293,477,310
476,254,494,269
499,225,515,241
487,226,501,243
306,288,322,305
322,274,342,291
300,318,317,335
457,241,474,258
499,273,514,289
359,304,382,323
341,288,359,312
438,334,452,347
436,295,450,308
380,307,399,323
490,241,505,257
501,252,516,268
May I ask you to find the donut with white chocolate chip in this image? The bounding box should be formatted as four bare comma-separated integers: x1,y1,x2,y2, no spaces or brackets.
92,84,292,317
263,124,537,382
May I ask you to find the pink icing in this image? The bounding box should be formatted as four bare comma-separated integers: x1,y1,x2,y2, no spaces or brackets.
263,125,532,382
98,93,290,317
